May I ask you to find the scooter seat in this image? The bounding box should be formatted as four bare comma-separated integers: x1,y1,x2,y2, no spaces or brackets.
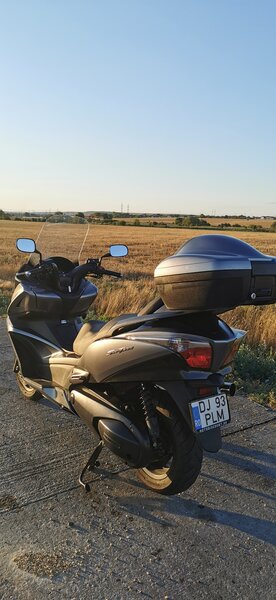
73,314,136,355
73,320,106,355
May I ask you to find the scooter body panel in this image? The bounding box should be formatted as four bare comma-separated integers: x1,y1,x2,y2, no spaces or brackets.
79,336,185,383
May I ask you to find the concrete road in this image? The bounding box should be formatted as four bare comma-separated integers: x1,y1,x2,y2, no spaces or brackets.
0,320,275,599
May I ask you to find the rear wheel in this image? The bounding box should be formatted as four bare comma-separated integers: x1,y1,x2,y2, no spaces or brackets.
15,363,41,401
137,395,203,495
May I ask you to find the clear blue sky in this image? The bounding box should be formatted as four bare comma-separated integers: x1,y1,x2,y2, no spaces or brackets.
0,0,275,216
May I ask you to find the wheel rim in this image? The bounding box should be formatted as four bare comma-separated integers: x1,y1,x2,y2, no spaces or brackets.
142,457,173,481
142,420,174,481
17,371,35,393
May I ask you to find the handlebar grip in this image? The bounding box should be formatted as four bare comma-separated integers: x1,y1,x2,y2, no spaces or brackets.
16,263,58,284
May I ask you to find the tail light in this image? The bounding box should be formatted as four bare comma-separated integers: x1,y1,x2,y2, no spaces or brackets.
168,339,212,369
126,334,213,370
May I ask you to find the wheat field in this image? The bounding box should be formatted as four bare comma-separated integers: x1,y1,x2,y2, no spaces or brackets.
0,220,275,347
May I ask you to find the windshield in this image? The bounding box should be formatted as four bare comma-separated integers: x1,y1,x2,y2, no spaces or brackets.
33,214,90,264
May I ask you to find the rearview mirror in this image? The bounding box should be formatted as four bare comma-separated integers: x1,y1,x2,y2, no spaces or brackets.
16,238,36,254
109,244,128,257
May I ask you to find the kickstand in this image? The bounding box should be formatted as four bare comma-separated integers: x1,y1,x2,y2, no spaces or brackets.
78,440,104,492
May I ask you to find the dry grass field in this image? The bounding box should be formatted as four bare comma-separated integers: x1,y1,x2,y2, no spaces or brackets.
0,220,275,348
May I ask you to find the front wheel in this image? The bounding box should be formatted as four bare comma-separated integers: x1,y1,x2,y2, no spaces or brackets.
15,363,41,401
137,395,203,495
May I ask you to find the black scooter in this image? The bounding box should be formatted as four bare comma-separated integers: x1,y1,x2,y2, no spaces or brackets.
9,232,273,495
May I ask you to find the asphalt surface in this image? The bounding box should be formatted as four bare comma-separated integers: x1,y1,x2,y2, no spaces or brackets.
0,319,275,600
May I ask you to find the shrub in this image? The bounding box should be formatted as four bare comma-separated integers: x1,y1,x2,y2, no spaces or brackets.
182,216,210,227
0,295,10,315
232,344,276,408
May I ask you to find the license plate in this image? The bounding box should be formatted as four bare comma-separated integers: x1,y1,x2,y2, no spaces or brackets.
190,393,230,433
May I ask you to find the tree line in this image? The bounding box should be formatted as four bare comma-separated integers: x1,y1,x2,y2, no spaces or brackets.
1,209,275,232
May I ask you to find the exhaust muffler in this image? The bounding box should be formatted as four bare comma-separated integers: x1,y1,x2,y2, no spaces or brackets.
220,382,236,396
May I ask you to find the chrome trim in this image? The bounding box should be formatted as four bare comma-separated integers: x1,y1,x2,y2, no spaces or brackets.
42,386,71,409
24,380,71,410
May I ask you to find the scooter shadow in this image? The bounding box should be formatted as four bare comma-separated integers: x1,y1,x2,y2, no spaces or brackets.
114,488,276,546
204,441,276,480
108,440,276,546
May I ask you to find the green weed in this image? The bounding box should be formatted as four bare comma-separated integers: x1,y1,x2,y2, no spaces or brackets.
232,344,276,409
0,295,9,316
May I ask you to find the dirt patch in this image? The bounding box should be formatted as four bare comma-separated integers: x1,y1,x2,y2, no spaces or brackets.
0,495,18,511
13,551,70,578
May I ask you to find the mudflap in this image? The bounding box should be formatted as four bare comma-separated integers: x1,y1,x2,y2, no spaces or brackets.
195,428,222,452
156,380,222,453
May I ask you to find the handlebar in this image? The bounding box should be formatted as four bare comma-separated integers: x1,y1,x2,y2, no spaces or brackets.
16,259,122,293
70,261,121,292
16,261,59,283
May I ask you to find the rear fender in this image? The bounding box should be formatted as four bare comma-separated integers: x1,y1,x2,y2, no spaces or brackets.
156,381,222,453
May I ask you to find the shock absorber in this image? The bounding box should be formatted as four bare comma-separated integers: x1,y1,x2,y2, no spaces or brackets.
140,384,160,448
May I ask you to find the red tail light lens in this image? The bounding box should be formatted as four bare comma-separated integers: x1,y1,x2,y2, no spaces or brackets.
168,338,213,369
180,346,213,369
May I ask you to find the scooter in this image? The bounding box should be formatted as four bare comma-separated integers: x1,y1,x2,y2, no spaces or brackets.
9,226,267,496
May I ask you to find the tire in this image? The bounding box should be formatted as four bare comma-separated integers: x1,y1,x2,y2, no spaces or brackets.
137,394,203,495
15,369,41,401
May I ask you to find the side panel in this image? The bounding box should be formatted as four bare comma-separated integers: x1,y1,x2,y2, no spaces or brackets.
79,338,186,383
10,318,81,351
9,330,58,381
8,321,79,387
